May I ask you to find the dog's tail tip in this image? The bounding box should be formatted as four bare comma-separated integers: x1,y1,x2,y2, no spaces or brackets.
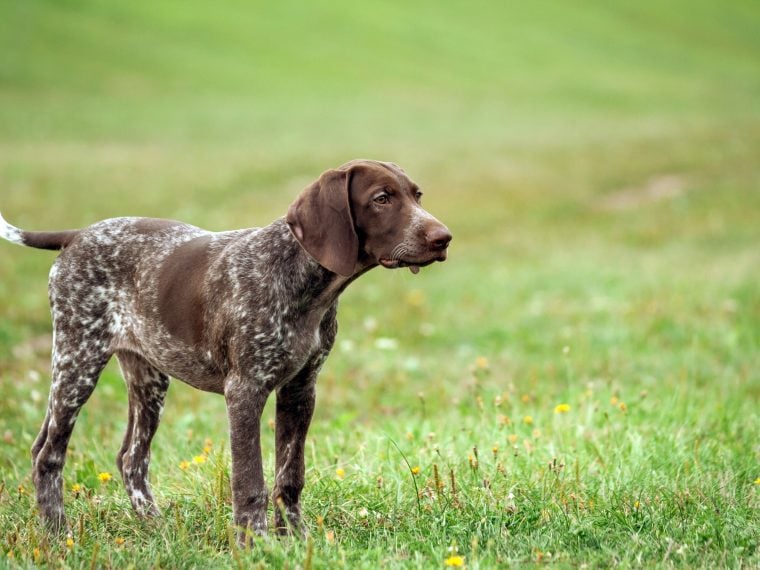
0,210,25,246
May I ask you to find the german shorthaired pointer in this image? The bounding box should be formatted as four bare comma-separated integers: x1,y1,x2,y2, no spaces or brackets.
0,159,451,540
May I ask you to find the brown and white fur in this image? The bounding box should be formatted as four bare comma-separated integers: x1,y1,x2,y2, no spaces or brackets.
0,159,451,541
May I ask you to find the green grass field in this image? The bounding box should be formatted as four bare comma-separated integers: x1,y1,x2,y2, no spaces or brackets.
1,1,759,567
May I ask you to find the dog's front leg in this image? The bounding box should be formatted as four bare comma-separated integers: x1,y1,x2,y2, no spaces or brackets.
224,377,271,544
273,369,317,536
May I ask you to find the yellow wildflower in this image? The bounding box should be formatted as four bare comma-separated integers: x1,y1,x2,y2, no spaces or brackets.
32,548,41,561
444,554,465,567
523,415,533,425
66,537,74,549
475,356,489,370
17,484,26,495
610,396,619,406
97,472,112,483
411,466,421,475
754,477,760,485
179,460,191,470
521,394,531,403
192,455,206,464
71,483,82,494
619,402,627,412
115,537,125,546
554,403,570,414
508,434,518,444
335,468,345,480
633,500,640,509
405,431,414,441
325,530,335,544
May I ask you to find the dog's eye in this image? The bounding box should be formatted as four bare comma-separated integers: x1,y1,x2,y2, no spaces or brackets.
415,191,423,203
373,193,390,205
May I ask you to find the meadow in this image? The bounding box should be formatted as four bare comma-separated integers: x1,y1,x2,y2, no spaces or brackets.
0,1,758,567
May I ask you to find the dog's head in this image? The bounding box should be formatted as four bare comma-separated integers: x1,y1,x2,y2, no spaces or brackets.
287,159,452,277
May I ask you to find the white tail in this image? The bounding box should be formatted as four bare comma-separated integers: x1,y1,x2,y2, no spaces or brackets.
0,211,25,245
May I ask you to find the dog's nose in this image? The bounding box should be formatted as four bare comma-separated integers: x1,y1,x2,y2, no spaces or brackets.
426,226,452,251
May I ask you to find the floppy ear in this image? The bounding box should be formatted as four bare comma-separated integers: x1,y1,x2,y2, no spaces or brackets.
286,168,359,277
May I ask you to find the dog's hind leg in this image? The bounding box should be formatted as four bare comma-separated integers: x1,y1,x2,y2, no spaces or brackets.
115,351,169,516
32,324,112,532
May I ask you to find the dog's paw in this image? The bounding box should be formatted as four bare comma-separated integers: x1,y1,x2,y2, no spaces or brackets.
234,517,268,548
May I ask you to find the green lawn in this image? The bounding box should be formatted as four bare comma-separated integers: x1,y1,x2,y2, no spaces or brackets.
1,1,758,567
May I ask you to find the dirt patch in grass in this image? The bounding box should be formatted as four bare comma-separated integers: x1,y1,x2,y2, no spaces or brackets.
598,174,686,211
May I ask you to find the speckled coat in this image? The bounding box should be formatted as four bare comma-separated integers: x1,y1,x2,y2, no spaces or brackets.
0,159,452,541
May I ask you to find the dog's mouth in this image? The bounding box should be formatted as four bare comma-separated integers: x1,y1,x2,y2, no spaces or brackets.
379,252,447,274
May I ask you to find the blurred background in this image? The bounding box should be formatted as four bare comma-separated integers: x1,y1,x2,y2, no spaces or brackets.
1,0,758,482
1,1,758,565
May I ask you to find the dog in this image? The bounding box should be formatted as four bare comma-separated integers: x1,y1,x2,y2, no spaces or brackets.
0,159,451,540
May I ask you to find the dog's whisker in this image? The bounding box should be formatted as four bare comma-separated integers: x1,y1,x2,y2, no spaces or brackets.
391,243,409,261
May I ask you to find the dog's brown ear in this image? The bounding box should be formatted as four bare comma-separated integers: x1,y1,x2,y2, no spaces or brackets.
286,168,358,277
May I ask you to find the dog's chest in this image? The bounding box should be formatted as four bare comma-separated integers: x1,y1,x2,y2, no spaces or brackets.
240,305,329,385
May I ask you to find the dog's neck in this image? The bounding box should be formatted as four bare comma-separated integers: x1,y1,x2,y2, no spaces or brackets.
258,218,370,312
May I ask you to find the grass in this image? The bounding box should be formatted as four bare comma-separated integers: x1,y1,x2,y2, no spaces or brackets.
1,0,759,567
